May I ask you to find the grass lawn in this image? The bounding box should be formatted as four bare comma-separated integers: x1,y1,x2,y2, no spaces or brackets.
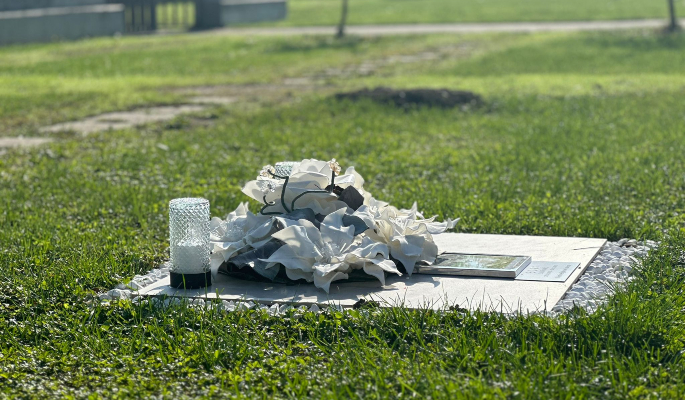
267,0,671,26
2,29,685,397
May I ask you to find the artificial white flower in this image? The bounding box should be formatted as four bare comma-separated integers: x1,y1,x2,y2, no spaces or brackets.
242,159,357,216
355,201,458,275
260,208,401,292
209,202,273,269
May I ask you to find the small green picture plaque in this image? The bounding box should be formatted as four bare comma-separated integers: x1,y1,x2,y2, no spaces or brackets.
415,253,532,278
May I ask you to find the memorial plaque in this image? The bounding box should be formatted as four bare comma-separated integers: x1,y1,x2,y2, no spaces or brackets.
515,261,580,282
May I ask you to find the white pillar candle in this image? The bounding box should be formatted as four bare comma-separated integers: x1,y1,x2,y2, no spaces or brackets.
170,242,207,273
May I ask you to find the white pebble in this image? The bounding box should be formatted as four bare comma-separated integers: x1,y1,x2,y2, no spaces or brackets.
129,281,143,290
108,289,129,299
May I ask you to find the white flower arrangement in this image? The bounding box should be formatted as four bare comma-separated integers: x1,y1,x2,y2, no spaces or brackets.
210,159,458,292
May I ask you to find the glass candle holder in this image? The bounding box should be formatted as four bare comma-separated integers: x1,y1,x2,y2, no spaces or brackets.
169,198,211,289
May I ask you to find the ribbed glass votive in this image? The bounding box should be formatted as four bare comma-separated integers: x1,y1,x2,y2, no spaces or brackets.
274,161,299,177
169,198,211,289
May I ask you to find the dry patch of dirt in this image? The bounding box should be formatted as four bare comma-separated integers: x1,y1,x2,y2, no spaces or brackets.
40,105,207,135
34,43,479,137
0,136,54,149
188,96,238,105
0,136,54,157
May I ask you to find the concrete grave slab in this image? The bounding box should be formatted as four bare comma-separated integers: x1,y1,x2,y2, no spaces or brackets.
137,233,606,312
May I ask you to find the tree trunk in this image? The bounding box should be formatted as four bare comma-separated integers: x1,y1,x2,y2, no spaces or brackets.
336,0,349,38
667,0,680,32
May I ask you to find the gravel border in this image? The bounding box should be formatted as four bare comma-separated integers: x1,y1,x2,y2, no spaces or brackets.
552,239,656,313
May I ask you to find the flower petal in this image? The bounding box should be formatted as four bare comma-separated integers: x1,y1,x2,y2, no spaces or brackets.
210,252,226,269
347,236,389,260
421,218,460,234
333,173,356,186
245,219,276,245
285,268,314,282
374,258,401,275
260,244,316,273
273,220,323,249
389,234,425,275
242,180,279,202
292,159,332,175
358,256,399,285
362,264,386,285
419,239,439,265
351,206,376,230
320,208,355,250
313,263,349,293
343,166,365,190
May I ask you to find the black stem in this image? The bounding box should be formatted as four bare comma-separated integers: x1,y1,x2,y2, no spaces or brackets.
260,195,278,215
259,171,292,215
261,168,340,215
279,176,291,213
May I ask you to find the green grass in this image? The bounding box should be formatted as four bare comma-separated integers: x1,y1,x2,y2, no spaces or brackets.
268,0,672,26
2,30,685,397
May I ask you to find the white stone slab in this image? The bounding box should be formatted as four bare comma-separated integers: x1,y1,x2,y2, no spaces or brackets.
137,233,606,312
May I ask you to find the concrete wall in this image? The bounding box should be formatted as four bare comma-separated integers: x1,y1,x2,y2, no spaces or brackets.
0,0,106,12
0,4,124,46
196,0,286,29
